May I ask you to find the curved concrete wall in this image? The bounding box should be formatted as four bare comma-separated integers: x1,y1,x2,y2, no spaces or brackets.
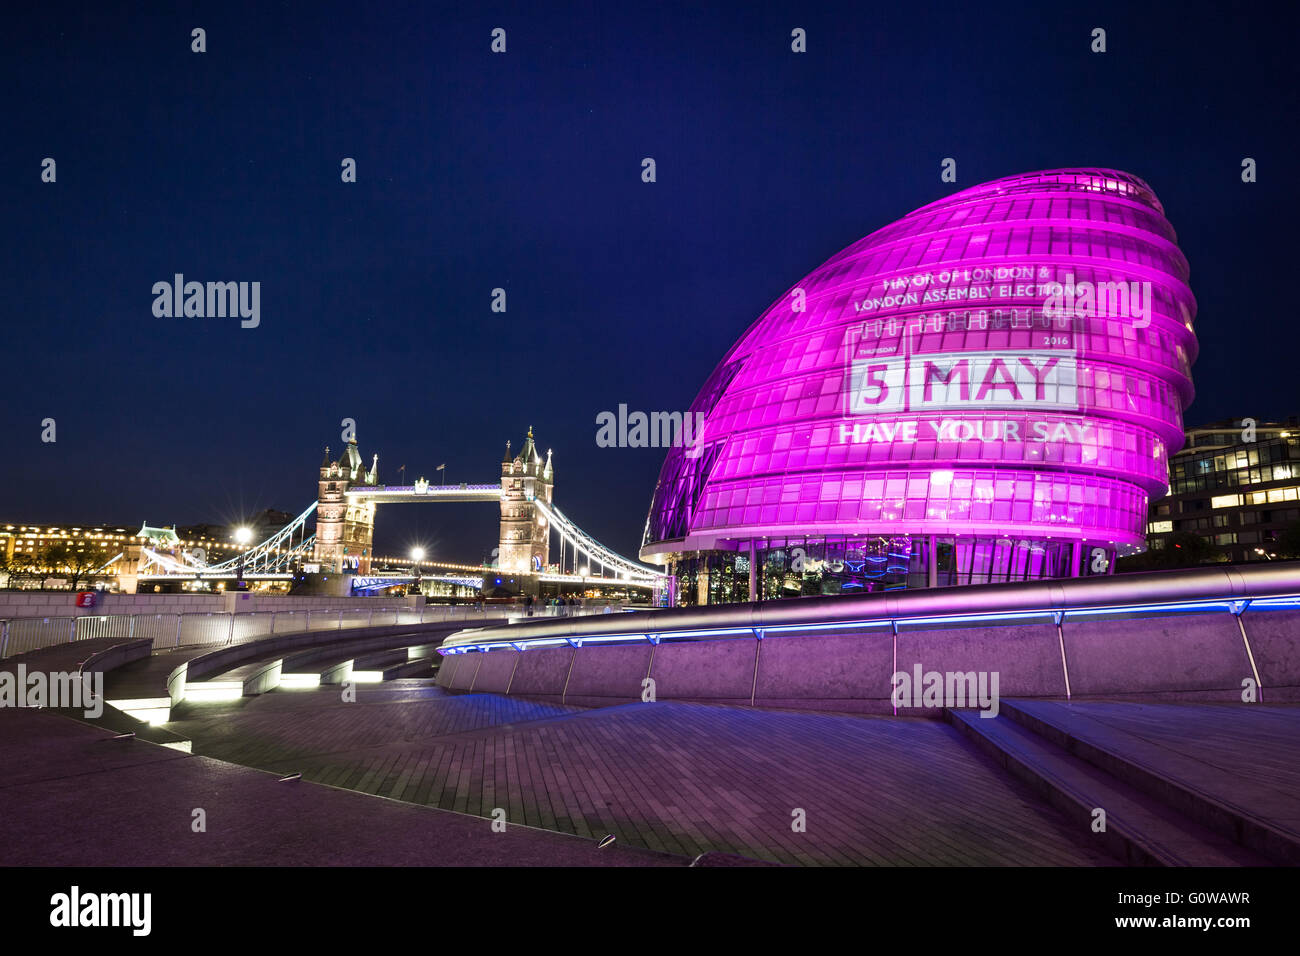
243,659,283,696
501,646,573,701
1232,609,1300,694
564,643,653,707
1061,613,1252,699
468,649,520,694
436,607,1299,711
79,639,153,676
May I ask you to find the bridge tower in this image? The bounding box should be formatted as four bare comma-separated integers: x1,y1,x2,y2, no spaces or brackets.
313,438,380,574
498,427,553,575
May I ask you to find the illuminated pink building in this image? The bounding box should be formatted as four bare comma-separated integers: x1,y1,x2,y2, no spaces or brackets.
640,169,1198,605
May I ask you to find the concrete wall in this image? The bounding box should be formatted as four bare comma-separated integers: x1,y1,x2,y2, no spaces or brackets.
503,646,575,702
447,652,485,691
79,639,153,676
436,606,1300,711
1237,609,1300,700
243,659,283,696
754,630,896,714
0,590,425,619
650,639,758,705
0,591,224,619
564,643,653,707
469,650,520,694
1062,613,1251,700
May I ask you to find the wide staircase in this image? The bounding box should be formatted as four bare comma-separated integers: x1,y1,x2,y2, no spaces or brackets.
946,698,1300,866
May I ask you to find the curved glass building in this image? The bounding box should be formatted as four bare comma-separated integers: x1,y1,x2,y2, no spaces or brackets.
640,169,1198,605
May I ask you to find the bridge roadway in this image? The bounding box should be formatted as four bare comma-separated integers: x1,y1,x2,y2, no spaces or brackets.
345,483,500,504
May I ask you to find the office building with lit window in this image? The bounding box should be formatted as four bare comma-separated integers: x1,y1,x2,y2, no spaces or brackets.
639,169,1199,605
0,523,245,588
1142,418,1300,564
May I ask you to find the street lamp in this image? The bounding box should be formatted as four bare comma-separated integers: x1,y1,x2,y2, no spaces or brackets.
411,547,425,594
234,526,253,589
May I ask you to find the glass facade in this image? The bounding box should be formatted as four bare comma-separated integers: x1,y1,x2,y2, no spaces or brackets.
670,536,1083,605
641,169,1198,604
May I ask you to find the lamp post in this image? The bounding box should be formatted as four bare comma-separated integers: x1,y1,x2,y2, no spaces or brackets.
234,526,252,590
411,547,425,595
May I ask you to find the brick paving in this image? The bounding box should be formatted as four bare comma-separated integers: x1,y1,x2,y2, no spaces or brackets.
0,643,680,866
169,686,1115,865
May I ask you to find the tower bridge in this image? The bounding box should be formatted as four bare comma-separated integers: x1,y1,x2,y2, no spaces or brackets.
113,427,667,600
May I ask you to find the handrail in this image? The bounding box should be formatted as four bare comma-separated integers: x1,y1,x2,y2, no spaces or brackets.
437,562,1300,653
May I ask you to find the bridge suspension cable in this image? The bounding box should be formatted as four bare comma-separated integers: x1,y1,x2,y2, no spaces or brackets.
531,498,665,585
203,501,319,574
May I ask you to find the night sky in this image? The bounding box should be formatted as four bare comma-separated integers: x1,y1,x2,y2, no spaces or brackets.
2,1,1296,562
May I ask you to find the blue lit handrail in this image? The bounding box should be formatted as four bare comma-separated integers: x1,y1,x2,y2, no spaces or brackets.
437,562,1300,653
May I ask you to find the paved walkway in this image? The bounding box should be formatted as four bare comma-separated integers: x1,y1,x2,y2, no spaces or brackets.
0,707,678,866
169,687,1115,865
0,640,677,866
15,640,1290,867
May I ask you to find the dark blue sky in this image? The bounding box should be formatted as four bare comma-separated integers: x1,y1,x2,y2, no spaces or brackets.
2,0,1296,562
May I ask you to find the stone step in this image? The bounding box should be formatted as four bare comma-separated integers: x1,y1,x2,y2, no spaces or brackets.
999,699,1300,866
382,659,435,680
352,648,411,669
945,709,1270,866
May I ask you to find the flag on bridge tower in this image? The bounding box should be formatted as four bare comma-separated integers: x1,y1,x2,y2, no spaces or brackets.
436,463,446,484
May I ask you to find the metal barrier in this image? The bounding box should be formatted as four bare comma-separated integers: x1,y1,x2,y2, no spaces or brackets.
0,603,496,659
523,603,628,619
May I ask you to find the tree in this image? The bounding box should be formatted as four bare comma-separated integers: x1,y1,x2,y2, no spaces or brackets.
1273,521,1300,560
1161,531,1215,568
1116,532,1217,573
40,544,105,590
3,548,44,589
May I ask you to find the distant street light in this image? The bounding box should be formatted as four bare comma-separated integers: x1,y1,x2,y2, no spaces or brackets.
234,526,253,589
411,547,425,594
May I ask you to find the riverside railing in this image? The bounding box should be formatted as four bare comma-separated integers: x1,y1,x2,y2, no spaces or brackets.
0,601,630,659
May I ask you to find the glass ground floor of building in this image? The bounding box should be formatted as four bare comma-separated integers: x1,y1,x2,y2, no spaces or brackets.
666,534,1114,606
